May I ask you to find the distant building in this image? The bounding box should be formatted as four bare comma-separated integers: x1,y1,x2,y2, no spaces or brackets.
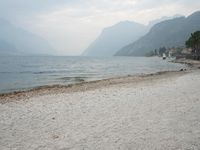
182,48,192,54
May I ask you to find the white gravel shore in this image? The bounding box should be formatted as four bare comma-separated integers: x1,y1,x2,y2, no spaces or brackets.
1,70,200,150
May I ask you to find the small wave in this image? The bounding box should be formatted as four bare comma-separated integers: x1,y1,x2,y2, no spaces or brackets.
32,70,72,74
0,71,59,74
59,76,88,82
33,71,56,74
0,71,12,74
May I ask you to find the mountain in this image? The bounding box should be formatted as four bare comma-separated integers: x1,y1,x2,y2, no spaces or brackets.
0,40,19,55
82,15,184,57
82,21,147,57
148,14,183,28
0,18,54,56
115,11,200,56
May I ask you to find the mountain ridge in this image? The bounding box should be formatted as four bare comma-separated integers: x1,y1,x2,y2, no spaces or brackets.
82,14,185,57
82,21,147,57
0,18,54,56
115,11,200,56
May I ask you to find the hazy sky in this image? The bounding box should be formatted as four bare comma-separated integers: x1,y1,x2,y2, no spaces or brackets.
0,0,200,55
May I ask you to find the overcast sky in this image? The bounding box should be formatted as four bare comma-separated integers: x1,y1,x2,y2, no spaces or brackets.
0,0,200,55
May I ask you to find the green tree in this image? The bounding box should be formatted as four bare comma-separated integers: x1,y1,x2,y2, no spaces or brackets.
185,31,200,54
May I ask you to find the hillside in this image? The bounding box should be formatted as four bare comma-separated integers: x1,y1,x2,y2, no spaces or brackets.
82,21,147,57
0,40,19,56
0,18,54,55
115,11,200,56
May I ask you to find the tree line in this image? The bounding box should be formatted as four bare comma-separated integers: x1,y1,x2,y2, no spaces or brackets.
185,31,200,54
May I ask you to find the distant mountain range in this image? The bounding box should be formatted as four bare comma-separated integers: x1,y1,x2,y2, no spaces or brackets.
1,11,199,57
82,21,147,57
0,18,54,56
0,39,19,55
115,11,200,56
82,15,183,57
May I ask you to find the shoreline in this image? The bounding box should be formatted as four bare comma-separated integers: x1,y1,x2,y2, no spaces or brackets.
1,58,199,103
0,69,189,104
172,58,200,68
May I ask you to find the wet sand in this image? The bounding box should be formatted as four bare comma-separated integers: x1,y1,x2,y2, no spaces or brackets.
1,61,200,150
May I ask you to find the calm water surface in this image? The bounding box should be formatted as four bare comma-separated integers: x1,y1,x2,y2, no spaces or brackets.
0,56,185,93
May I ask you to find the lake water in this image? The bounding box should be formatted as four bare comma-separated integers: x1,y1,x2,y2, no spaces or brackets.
0,56,185,93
